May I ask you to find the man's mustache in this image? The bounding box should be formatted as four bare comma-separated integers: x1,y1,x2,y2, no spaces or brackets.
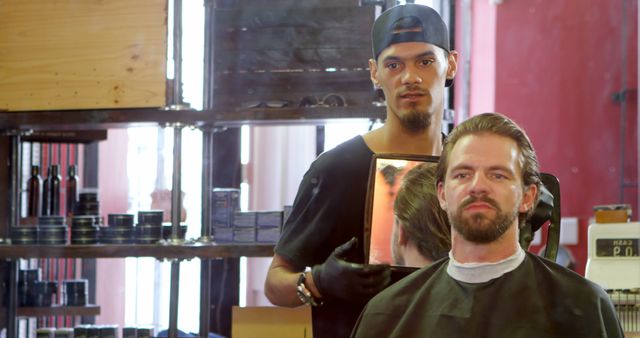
460,195,500,210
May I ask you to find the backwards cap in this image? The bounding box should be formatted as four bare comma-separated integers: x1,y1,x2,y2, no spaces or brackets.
372,4,452,86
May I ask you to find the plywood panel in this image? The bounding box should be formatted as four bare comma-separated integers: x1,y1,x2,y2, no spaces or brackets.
0,0,167,111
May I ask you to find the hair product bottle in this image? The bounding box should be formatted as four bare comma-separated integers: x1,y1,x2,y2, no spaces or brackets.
66,164,78,217
42,166,52,216
27,165,42,217
43,165,62,216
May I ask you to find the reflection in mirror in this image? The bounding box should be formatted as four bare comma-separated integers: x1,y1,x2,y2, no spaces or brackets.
365,155,450,269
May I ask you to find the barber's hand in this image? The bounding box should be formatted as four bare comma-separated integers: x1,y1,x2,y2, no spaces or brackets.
311,237,391,302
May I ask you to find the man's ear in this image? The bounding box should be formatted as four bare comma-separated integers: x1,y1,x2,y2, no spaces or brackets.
369,58,379,87
437,181,447,211
446,50,459,81
519,184,538,213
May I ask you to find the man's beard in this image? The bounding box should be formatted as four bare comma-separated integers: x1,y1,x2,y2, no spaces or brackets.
449,196,519,243
400,108,431,133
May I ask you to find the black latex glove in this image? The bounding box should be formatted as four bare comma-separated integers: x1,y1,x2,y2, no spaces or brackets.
311,237,391,302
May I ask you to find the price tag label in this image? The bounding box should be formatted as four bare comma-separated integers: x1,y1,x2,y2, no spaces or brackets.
596,238,639,257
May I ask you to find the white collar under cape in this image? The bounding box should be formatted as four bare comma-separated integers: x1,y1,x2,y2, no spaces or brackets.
446,248,526,284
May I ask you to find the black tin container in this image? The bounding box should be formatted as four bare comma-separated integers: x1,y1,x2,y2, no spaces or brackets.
34,280,58,306
135,224,162,238
38,226,67,245
75,191,100,216
71,225,100,245
54,328,74,338
162,225,187,240
74,202,100,215
70,237,99,245
136,327,153,338
36,328,55,338
99,325,118,338
18,268,41,306
86,326,100,338
103,227,134,238
137,210,163,225
108,214,134,227
100,227,134,244
78,191,98,203
38,216,66,226
11,226,38,245
71,216,96,229
122,327,137,338
74,325,89,338
63,279,88,306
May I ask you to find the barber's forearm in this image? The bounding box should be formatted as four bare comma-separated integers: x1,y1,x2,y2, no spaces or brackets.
265,266,305,307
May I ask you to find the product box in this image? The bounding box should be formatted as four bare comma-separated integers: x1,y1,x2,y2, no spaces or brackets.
256,211,283,229
211,188,240,228
233,227,256,243
232,211,257,242
233,212,257,228
232,306,312,338
256,227,281,243
256,211,282,243
213,227,234,243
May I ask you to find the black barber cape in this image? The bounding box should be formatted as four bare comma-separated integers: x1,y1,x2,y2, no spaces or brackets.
351,252,624,338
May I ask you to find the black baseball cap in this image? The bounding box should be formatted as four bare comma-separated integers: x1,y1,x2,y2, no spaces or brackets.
372,4,453,87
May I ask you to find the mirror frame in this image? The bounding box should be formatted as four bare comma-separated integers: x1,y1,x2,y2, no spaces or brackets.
363,153,440,269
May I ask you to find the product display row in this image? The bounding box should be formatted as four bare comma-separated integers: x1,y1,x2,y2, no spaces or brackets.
212,188,292,244
10,211,186,245
36,325,154,338
18,268,89,307
27,164,78,217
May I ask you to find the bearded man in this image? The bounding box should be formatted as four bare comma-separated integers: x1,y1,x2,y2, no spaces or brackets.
351,113,623,338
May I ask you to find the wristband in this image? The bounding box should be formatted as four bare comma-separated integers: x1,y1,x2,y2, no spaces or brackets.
296,272,323,307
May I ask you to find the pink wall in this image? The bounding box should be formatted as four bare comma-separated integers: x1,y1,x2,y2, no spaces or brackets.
96,129,129,326
470,0,496,115
458,0,638,274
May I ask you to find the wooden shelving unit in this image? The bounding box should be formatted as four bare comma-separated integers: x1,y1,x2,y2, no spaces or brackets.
0,106,385,131
17,305,101,317
0,243,275,259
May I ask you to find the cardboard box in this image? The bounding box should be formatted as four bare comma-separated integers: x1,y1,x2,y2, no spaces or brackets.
232,306,312,338
211,188,240,228
594,204,631,223
595,210,630,224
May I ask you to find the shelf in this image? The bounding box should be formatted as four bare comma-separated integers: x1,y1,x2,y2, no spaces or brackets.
0,106,386,131
17,305,100,317
0,243,275,259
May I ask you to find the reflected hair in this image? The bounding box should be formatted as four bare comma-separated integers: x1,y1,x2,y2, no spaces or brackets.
435,112,542,226
394,163,451,261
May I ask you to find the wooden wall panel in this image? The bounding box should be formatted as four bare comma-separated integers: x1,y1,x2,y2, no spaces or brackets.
0,0,167,111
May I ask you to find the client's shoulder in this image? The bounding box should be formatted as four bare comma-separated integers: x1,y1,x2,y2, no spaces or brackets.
366,258,448,312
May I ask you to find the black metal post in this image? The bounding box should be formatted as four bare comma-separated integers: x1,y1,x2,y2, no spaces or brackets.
7,133,22,338
168,260,181,338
